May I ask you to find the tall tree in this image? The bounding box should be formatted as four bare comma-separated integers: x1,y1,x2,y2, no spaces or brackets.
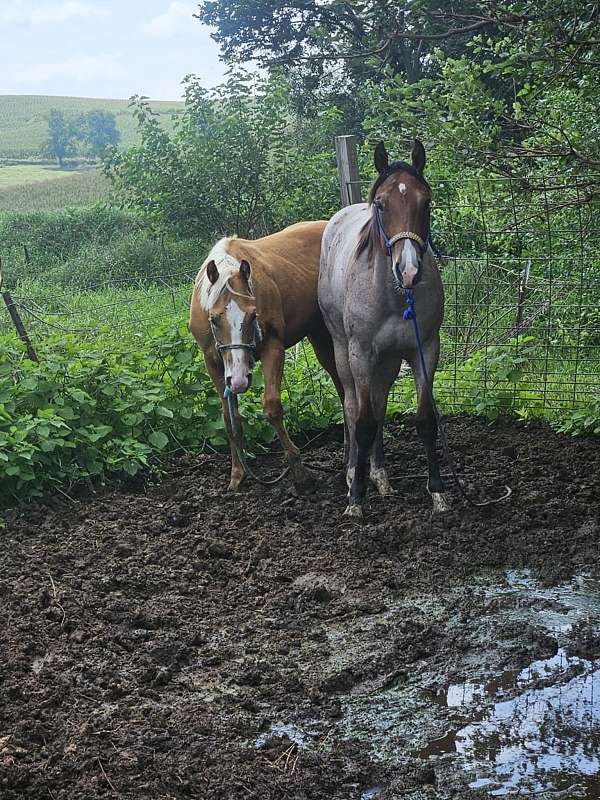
197,0,600,184
46,110,75,167
80,111,121,157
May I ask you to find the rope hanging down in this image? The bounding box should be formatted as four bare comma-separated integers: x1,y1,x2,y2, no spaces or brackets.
224,386,291,486
403,289,512,507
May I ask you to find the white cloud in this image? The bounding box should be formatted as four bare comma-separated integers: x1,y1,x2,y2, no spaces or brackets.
0,1,109,27
13,54,124,88
142,1,196,38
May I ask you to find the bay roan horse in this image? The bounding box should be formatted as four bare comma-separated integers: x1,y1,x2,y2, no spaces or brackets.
318,140,449,518
190,221,343,491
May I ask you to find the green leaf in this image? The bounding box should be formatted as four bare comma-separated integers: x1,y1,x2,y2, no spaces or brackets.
148,430,169,450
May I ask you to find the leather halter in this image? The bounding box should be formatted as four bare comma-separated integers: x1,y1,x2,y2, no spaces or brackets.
209,280,261,360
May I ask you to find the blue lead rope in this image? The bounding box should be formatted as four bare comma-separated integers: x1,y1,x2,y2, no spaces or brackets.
403,290,511,508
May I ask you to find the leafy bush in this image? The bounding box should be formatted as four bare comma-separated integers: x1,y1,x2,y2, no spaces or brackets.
104,70,342,238
554,397,600,436
0,322,341,506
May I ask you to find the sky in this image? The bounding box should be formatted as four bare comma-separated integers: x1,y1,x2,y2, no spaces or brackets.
0,0,228,100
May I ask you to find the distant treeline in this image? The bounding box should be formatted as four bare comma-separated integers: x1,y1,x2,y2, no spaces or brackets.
46,109,120,166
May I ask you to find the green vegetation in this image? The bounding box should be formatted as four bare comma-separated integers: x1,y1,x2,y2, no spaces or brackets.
0,169,109,212
0,164,88,188
0,319,340,505
0,95,183,159
45,109,120,165
1,0,600,503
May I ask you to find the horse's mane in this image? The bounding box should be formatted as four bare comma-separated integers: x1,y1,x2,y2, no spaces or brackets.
197,237,251,311
356,161,430,260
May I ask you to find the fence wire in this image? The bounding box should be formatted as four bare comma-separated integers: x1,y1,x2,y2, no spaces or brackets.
346,174,600,413
2,173,600,416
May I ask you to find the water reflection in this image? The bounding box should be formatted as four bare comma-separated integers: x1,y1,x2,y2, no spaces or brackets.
453,650,600,795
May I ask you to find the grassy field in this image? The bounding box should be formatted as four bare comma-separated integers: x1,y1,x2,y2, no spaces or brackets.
0,164,89,188
0,166,110,211
0,95,184,159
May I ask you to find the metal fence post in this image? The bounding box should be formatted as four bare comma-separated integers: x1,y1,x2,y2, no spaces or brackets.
515,258,531,331
335,135,362,207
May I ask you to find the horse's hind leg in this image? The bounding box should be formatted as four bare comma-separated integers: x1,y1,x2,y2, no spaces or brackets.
308,329,348,477
260,340,313,488
407,337,449,513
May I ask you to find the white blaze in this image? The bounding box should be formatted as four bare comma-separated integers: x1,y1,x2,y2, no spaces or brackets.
224,299,251,392
196,237,241,311
395,239,419,288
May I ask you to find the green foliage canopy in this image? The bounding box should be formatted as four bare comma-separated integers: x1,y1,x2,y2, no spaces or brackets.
104,70,342,237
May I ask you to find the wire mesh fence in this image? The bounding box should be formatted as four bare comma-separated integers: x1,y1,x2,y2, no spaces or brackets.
346,173,600,413
2,173,600,418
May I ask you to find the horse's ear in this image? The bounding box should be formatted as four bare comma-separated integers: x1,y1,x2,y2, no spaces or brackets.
206,260,219,284
374,141,389,174
239,259,251,283
411,139,426,175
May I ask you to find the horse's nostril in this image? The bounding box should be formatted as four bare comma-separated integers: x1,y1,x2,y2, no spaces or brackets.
226,376,232,387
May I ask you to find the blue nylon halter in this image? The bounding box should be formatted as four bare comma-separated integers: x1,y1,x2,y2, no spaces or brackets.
374,202,396,257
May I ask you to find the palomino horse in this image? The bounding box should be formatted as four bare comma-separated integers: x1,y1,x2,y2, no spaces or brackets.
318,140,448,518
190,221,344,490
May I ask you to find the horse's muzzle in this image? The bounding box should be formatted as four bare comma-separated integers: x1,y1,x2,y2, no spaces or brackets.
227,373,253,394
395,260,422,289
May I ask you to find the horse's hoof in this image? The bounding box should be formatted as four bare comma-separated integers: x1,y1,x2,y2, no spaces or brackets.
343,504,363,519
431,492,450,514
370,467,394,497
228,475,245,492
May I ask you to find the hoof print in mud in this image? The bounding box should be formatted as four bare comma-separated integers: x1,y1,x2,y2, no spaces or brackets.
3,417,600,799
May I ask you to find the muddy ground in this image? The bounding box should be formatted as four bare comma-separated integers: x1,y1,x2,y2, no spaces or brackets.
1,415,600,800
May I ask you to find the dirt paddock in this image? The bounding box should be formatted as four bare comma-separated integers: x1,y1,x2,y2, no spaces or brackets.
2,416,600,799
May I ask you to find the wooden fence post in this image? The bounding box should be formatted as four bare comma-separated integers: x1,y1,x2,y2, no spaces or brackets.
335,135,362,207
0,260,39,362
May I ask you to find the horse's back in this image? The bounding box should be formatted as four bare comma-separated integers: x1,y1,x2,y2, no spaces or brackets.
229,220,327,280
212,220,329,345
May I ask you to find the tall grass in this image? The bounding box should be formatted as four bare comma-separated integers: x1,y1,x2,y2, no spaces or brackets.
0,170,110,212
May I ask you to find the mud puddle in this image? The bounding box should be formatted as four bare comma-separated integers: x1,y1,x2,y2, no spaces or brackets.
3,416,600,800
329,569,600,798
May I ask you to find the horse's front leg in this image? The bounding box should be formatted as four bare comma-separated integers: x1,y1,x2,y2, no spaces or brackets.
204,354,246,491
408,335,449,513
260,341,313,489
368,360,401,497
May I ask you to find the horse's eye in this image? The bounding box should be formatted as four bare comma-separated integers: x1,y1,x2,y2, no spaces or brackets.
210,316,220,326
